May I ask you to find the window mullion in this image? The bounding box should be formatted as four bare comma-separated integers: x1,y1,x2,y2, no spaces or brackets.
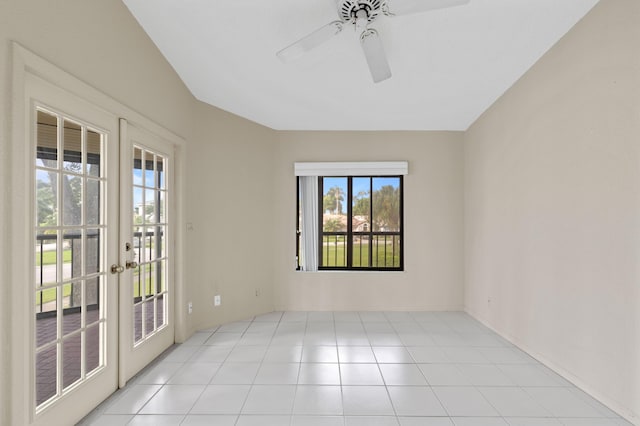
346,177,353,268
368,177,373,268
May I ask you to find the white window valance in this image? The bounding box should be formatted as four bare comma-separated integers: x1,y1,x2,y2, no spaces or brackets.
294,161,408,176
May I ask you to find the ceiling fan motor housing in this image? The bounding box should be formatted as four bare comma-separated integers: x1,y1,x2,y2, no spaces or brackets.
338,0,385,23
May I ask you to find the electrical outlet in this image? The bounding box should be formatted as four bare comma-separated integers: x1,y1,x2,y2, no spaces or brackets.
188,302,193,314
214,295,221,306
255,288,261,297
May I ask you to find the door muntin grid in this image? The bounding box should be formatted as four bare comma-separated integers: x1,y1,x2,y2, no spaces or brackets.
132,145,168,345
34,107,107,409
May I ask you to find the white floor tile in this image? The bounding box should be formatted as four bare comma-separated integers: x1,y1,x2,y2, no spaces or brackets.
452,418,508,426
298,363,340,385
264,346,303,363
211,363,260,384
292,415,345,426
418,364,469,386
302,346,339,363
379,363,428,385
398,418,453,426
342,386,394,415
524,388,605,418
168,362,220,385
242,385,296,414
127,414,185,425
139,385,205,414
346,416,400,425
190,385,251,414
104,385,162,414
505,419,563,426
236,414,291,425
372,346,414,363
180,414,238,425
293,385,343,415
433,386,499,417
340,363,384,385
254,362,300,384
225,346,268,363
338,346,376,363
79,312,627,426
456,364,515,386
479,387,550,417
387,386,447,416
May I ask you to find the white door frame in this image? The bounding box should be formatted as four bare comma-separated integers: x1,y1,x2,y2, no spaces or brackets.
9,43,188,426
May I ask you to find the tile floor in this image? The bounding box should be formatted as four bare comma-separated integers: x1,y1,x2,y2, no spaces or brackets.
78,311,632,426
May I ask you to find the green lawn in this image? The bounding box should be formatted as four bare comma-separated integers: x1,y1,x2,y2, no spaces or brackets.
322,239,400,268
36,249,71,266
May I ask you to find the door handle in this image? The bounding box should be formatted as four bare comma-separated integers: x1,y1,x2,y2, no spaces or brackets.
126,260,138,269
111,264,125,274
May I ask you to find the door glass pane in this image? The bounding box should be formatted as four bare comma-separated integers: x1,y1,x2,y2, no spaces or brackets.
36,346,57,406
62,333,82,389
34,107,108,409
62,175,82,226
132,145,169,345
37,110,58,168
37,170,57,227
63,119,82,173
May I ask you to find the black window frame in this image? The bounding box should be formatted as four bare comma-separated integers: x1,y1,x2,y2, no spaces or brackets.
297,175,404,271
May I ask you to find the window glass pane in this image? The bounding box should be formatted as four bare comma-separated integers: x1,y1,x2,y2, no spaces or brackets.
371,234,401,268
63,120,82,173
372,177,400,232
322,234,346,267
37,110,58,168
134,302,143,343
322,177,347,232
86,277,100,318
62,282,82,336
144,299,155,335
352,177,370,232
37,170,57,227
133,187,143,225
62,174,82,226
144,189,156,224
147,262,156,297
352,235,370,268
86,129,102,177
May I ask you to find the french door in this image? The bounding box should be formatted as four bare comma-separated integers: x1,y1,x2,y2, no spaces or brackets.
118,121,175,383
26,77,175,424
29,74,119,425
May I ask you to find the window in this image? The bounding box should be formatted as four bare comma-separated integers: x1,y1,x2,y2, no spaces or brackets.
297,175,403,271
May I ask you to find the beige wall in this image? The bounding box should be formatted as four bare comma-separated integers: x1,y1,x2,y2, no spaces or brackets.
464,0,640,422
186,101,277,330
273,131,465,311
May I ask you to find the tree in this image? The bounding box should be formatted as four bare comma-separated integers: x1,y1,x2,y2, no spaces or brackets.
352,190,370,217
372,185,400,231
325,186,344,215
324,218,343,232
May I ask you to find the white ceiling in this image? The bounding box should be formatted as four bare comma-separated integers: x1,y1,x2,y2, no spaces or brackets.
123,0,599,131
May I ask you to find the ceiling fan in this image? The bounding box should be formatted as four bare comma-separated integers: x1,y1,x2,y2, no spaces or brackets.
276,0,470,83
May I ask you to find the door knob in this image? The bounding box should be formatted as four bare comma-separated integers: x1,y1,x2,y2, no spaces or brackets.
126,260,138,269
111,264,125,274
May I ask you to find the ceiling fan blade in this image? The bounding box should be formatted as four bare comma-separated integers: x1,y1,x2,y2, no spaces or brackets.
385,0,470,16
360,29,392,83
277,21,344,62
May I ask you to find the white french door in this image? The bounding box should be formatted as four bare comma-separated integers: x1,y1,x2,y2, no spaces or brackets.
27,74,119,425
24,76,175,424
118,120,175,383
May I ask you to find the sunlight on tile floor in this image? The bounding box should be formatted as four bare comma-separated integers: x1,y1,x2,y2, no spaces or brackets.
78,311,632,426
